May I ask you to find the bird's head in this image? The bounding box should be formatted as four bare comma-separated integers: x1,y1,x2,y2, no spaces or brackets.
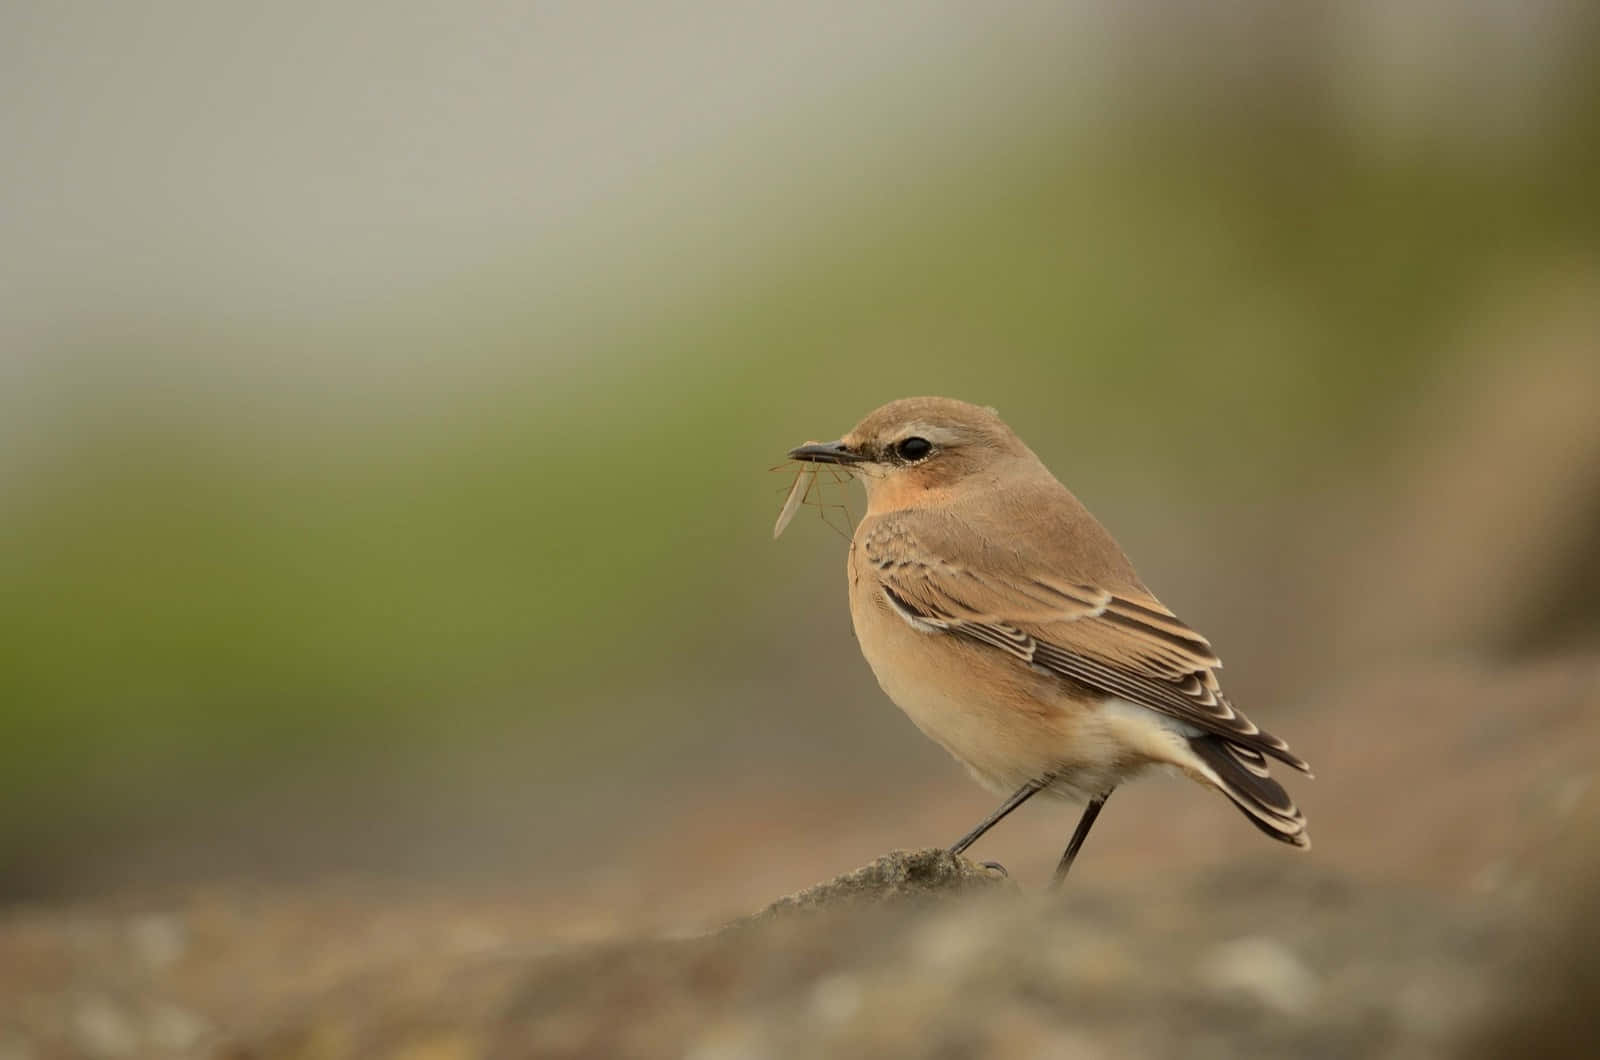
787,397,1036,514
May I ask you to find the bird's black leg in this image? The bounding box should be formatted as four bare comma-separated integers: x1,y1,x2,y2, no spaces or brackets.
1050,789,1113,888
949,779,1045,857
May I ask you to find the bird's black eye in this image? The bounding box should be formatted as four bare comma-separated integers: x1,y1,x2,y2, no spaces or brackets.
894,436,933,462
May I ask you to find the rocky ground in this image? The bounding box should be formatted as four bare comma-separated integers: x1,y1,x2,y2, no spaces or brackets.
3,645,1596,1060
4,800,1595,1060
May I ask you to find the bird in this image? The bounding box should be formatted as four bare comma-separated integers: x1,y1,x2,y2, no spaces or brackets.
783,396,1310,885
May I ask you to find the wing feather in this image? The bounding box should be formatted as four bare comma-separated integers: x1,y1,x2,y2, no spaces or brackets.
864,516,1310,775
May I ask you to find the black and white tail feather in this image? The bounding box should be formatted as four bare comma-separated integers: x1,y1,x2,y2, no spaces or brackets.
1186,735,1310,848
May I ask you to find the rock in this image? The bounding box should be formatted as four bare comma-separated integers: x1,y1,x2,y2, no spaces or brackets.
212,850,1521,1059
739,848,1013,925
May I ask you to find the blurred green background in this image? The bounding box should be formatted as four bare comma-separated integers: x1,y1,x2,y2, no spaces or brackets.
2,1,1597,899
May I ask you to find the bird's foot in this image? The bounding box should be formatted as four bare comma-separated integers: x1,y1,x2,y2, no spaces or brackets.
979,860,1009,878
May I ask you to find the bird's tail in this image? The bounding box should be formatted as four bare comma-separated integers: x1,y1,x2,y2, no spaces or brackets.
1187,735,1310,849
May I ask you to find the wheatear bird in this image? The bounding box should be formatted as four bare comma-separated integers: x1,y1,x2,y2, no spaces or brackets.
785,397,1310,884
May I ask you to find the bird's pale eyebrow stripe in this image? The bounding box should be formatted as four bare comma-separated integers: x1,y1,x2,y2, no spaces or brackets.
893,423,963,446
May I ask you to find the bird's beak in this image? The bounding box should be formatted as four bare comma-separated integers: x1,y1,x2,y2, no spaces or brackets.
787,440,866,465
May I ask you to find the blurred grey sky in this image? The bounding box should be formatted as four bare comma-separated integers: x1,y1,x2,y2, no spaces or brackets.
0,3,1047,362
2,1,1587,412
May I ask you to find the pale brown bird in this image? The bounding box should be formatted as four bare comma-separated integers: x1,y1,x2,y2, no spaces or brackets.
785,396,1310,884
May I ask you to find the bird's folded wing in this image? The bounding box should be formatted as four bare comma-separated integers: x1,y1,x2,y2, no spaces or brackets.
862,515,1310,774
